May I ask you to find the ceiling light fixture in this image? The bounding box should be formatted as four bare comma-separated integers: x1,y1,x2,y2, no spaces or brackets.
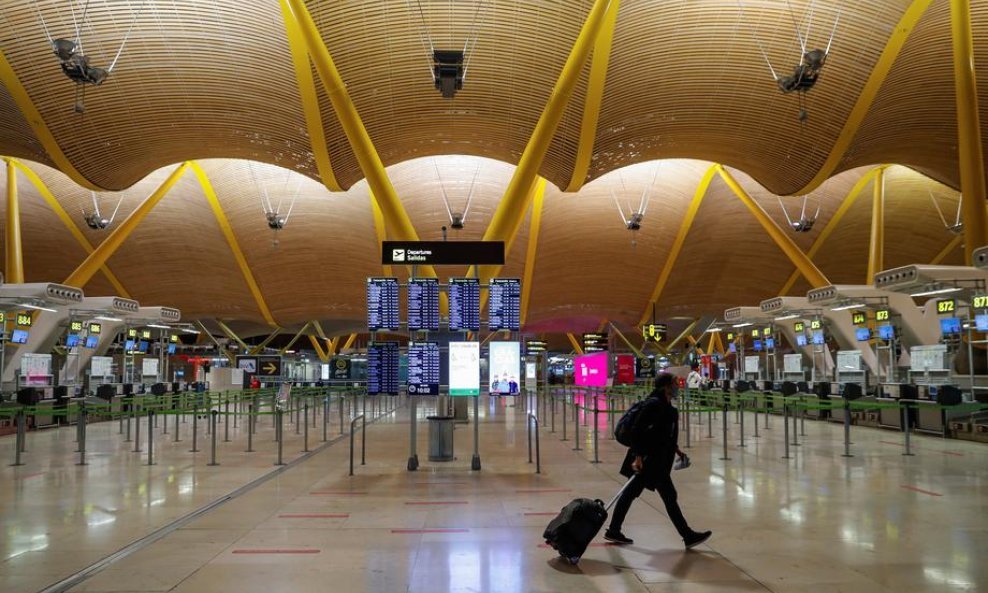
909,287,962,298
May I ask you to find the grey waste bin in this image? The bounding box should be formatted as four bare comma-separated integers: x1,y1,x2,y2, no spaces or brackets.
427,415,455,461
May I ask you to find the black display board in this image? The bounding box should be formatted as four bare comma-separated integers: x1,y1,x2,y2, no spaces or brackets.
367,277,400,331
407,341,440,395
367,341,400,395
382,241,504,265
448,278,481,331
582,332,608,352
488,278,521,331
407,278,441,332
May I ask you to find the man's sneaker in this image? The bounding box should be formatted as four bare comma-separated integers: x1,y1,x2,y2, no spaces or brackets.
604,529,634,545
684,530,712,549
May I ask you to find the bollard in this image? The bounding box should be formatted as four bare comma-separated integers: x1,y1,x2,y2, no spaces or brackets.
841,401,853,458
782,404,791,459
349,414,365,476
707,408,713,439
275,409,285,466
208,410,219,466
720,404,730,461
754,404,760,438
902,402,914,457
147,411,156,466
190,404,200,452
134,407,142,453
246,404,255,453
561,393,568,441
361,406,367,466
76,404,88,466
303,403,310,452
224,397,231,442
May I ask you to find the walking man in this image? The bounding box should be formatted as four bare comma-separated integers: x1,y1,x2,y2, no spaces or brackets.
605,373,712,549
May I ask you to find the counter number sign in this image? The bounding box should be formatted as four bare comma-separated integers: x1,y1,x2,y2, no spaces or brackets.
793,322,805,333
876,309,890,322
128,328,137,338
16,313,32,327
752,329,760,337
764,327,772,336
852,312,867,326
974,295,988,310
141,329,152,339
89,322,102,335
937,299,956,314
810,319,822,330
726,332,735,341
70,321,83,332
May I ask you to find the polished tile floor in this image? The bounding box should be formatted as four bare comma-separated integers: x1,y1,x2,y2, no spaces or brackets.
2,394,985,593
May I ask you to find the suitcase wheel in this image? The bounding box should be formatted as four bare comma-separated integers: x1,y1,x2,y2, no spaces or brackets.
561,554,580,565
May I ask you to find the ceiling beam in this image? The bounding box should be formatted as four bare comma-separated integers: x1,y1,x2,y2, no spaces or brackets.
6,158,130,296
473,0,616,286
308,334,330,363
215,319,248,350
638,164,718,326
283,0,439,283
369,193,395,277
567,333,585,356
608,321,643,358
277,0,342,192
931,235,963,265
0,50,107,191
249,328,282,355
520,178,546,328
950,0,988,263
794,0,935,195
5,159,23,283
340,333,357,353
777,166,885,295
190,162,277,327
717,165,829,288
280,322,312,354
665,319,698,352
65,162,189,289
196,320,235,364
564,0,621,192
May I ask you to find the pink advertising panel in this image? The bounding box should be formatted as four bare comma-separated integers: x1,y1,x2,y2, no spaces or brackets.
574,351,609,387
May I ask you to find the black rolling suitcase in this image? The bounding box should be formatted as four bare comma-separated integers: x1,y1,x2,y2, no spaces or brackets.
543,477,635,564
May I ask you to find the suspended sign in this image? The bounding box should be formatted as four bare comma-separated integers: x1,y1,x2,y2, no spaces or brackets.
89,322,102,335
973,296,988,310
382,241,505,265
937,299,956,315
810,319,822,330
641,324,667,343
793,322,805,333
70,321,83,332
852,312,867,326
16,313,32,327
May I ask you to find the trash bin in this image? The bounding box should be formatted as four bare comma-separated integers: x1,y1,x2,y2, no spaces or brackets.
426,415,455,461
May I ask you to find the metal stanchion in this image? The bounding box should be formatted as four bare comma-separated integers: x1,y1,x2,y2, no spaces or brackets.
707,407,713,438
339,395,345,435
791,400,800,447
208,410,219,466
782,404,791,459
190,404,199,452
684,399,692,449
754,401,760,438
125,402,133,442
246,404,255,452
841,400,853,458
550,392,556,433
275,409,285,466
349,414,365,476
11,410,26,466
471,393,481,471
561,392,568,441
739,401,746,448
361,404,367,466
800,405,807,437
720,404,730,461
224,397,231,442
592,401,600,463
233,394,239,429
528,413,541,473
76,404,88,466
902,402,915,456
147,411,156,466
322,397,329,442
303,402,310,452
573,400,581,451
173,407,180,442
295,398,301,435
133,407,142,453
764,397,770,429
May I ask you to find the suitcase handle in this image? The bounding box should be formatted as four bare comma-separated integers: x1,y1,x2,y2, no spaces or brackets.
604,476,637,512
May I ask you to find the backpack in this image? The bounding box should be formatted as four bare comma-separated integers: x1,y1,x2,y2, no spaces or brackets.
614,398,655,447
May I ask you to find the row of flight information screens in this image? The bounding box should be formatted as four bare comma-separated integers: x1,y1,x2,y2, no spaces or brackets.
367,341,440,396
367,277,521,332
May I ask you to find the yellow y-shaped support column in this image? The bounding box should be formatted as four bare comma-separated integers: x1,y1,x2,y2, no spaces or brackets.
4,159,23,283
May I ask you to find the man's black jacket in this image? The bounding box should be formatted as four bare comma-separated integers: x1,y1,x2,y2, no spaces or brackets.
619,395,680,490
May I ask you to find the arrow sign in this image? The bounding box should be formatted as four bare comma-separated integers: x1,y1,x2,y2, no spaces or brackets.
258,356,282,376
263,362,278,374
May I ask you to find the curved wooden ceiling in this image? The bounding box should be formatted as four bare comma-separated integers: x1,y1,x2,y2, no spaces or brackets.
0,155,964,338
0,1,983,193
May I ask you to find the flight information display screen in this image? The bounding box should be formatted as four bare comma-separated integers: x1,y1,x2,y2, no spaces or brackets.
367,341,400,395
488,278,521,331
407,278,441,332
448,278,480,331
407,341,440,395
367,278,400,331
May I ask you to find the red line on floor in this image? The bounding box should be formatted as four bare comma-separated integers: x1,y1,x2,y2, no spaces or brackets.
524,512,559,516
901,485,943,497
391,528,470,534
516,489,572,494
405,501,469,506
278,514,350,519
309,491,368,496
232,549,321,554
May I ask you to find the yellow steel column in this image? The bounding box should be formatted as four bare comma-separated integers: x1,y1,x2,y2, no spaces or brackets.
565,0,621,192
608,322,643,358
951,0,988,263
778,166,885,295
280,322,312,354
717,166,829,288
520,179,547,328
215,320,248,350
476,0,615,284
308,335,330,363
665,319,698,352
340,333,357,353
638,164,718,325
567,333,585,356
867,167,886,282
249,329,283,355
65,162,189,288
9,158,130,296
4,159,24,283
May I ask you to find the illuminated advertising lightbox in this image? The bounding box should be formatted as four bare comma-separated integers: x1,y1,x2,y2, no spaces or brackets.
574,351,609,387
449,342,480,396
615,354,636,385
488,341,520,395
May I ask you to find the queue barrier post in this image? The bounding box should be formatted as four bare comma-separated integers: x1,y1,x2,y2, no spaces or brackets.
246,404,255,452
528,413,541,474
720,403,730,461
303,402,310,453
592,401,600,464
841,400,853,458
572,397,580,451
902,401,915,457
350,414,365,476
208,410,219,466
275,409,285,466
147,411,156,466
76,404,88,466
